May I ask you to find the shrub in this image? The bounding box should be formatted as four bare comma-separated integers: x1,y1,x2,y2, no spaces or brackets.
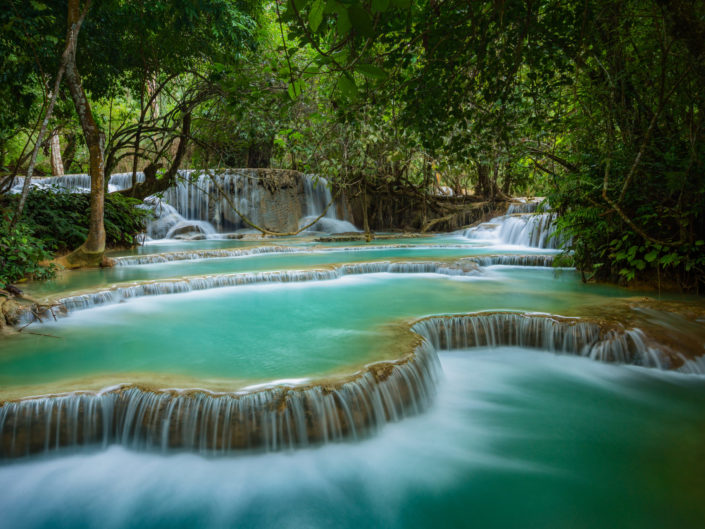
0,220,56,287
5,189,151,253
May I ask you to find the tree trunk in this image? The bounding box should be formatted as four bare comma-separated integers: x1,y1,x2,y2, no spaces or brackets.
475,162,510,201
62,132,77,173
502,162,512,195
476,162,491,197
361,179,371,242
61,0,106,268
9,24,76,228
146,76,160,116
49,131,64,176
247,138,273,168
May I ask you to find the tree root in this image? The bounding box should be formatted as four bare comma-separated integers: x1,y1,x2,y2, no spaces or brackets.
56,244,105,269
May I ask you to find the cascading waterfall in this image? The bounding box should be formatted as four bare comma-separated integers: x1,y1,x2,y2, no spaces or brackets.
462,199,569,249
471,254,557,267
299,175,359,233
20,261,482,323
505,200,542,215
140,197,219,240
108,244,474,266
12,169,358,238
11,172,146,194
159,170,261,232
0,341,440,458
153,170,357,236
2,310,702,460
15,254,572,327
463,212,566,249
412,312,688,370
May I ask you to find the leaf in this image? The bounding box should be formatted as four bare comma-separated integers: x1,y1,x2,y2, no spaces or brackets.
372,0,390,13
348,5,374,37
287,80,304,99
644,250,658,263
391,0,411,7
336,8,351,34
356,63,387,79
337,75,358,99
309,0,326,32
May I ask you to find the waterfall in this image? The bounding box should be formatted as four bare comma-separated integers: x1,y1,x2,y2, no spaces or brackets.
12,169,358,237
463,212,566,249
3,310,703,460
140,197,218,240
11,172,145,194
411,312,689,370
471,254,557,267
0,342,439,459
299,175,359,234
506,199,542,215
47,262,482,316
15,253,573,326
149,170,357,237
108,244,473,266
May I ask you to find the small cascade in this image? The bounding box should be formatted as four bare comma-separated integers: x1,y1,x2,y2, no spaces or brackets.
506,199,542,215
106,172,146,192
678,355,705,375
0,342,440,459
471,254,556,267
412,312,687,370
109,244,473,266
463,212,566,249
45,262,482,318
141,197,218,240
111,244,309,266
11,172,145,194
299,175,359,234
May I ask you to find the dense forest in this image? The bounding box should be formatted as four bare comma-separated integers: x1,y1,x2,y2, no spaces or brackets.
2,0,704,291
3,4,705,527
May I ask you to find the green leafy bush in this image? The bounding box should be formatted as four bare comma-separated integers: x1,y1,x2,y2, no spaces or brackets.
0,220,56,287
0,190,150,286
5,190,150,253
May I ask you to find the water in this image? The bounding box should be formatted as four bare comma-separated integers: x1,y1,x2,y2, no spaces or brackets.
3,270,615,391
11,170,357,237
26,245,556,297
463,211,567,249
2,191,704,528
11,172,146,194
1,349,703,528
154,170,356,236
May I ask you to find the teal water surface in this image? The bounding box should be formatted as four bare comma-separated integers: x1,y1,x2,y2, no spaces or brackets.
1,348,703,529
1,268,621,389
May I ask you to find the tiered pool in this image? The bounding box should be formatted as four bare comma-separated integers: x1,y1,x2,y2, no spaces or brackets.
1,212,704,529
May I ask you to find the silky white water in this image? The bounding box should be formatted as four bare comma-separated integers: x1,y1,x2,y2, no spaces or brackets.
2,188,704,529
1,349,703,529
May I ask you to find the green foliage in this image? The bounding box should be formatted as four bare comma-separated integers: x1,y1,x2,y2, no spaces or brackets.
3,190,150,254
280,0,705,291
0,220,56,288
3,0,705,293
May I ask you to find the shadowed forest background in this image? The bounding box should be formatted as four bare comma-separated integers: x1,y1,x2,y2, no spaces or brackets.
2,0,704,291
